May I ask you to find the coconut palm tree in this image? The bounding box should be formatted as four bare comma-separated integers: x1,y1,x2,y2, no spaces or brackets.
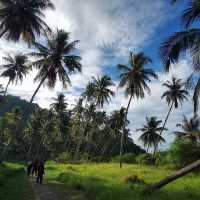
100,107,128,157
50,93,68,115
50,93,70,150
148,0,200,190
24,29,81,116
137,117,166,153
0,53,30,97
160,0,200,115
117,52,158,168
152,77,188,159
175,115,200,143
92,75,115,108
0,0,55,44
72,98,85,160
82,82,96,104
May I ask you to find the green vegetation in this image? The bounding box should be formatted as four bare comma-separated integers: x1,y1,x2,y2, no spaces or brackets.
0,0,200,198
0,163,34,200
44,163,200,200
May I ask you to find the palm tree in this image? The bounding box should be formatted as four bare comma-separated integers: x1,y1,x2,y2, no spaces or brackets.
0,53,30,97
72,98,85,160
0,0,55,44
82,82,96,104
175,115,200,143
137,117,166,153
152,77,188,159
50,93,70,150
24,29,81,117
100,107,128,157
148,0,200,190
118,52,158,168
92,75,115,108
160,0,200,115
50,93,68,115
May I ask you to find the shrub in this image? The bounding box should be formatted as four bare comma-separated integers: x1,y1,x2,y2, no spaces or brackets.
154,151,171,166
55,152,72,163
135,153,152,165
168,139,200,168
124,175,145,185
111,153,136,164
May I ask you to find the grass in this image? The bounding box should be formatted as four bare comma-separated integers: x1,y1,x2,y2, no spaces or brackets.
45,162,200,200
0,162,199,200
0,162,34,200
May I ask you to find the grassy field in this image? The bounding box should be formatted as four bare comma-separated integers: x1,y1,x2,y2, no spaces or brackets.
0,163,34,200
45,162,200,200
0,162,199,200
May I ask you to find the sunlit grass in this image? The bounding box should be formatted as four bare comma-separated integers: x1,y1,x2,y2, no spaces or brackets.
0,162,34,200
45,162,200,200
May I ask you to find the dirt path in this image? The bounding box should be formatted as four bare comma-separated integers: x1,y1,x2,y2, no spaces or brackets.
30,179,86,200
31,180,59,200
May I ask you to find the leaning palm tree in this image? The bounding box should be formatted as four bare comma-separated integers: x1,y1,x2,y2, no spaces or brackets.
175,115,200,143
92,75,115,108
152,77,188,159
118,52,158,168
137,117,166,153
0,53,30,97
24,29,81,117
160,0,200,115
0,0,55,44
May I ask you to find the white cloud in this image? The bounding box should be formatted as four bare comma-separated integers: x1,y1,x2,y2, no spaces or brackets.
0,0,188,149
105,59,193,150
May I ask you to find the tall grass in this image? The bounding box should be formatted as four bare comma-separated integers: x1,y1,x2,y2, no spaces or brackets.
45,162,200,200
0,162,34,200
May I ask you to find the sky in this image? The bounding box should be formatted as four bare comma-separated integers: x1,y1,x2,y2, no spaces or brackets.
0,0,194,150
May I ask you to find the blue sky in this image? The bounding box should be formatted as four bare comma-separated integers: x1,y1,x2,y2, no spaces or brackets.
0,0,194,149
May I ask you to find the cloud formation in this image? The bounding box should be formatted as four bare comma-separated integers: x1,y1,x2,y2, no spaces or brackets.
0,0,191,149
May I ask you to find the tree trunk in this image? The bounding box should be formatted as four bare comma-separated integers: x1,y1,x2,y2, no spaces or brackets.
23,74,48,116
0,138,13,161
0,29,8,38
119,94,133,168
4,78,11,97
152,102,173,160
73,139,81,161
148,159,200,191
146,144,150,153
16,73,48,135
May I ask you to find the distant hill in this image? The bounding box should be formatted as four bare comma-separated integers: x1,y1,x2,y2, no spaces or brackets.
0,95,38,116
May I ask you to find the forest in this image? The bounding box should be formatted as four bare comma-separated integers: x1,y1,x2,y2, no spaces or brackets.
0,0,200,200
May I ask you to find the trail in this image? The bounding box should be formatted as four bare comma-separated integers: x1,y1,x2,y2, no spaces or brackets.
31,180,59,200
30,178,85,200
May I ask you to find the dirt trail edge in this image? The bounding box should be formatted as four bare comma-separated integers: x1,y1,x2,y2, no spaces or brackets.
30,180,59,200
30,178,87,200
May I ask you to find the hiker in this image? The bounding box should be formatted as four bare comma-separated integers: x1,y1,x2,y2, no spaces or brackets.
27,161,33,177
36,161,45,184
32,160,38,178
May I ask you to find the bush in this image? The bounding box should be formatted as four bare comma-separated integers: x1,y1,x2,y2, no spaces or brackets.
154,151,171,166
55,152,72,163
124,175,145,185
121,153,136,164
111,153,136,164
135,153,152,165
168,139,200,168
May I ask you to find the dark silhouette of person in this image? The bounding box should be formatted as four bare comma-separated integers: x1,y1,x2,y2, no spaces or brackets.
37,161,45,184
27,161,33,177
32,160,38,178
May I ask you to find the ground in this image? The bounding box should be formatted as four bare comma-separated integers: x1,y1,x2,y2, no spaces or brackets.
0,162,200,200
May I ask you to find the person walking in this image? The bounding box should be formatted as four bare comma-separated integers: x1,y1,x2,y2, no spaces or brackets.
36,161,45,184
27,161,33,177
32,160,38,178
